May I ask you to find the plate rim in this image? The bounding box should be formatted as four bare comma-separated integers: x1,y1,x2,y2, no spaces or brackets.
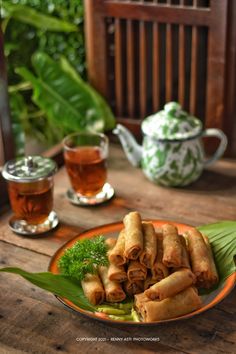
48,220,236,325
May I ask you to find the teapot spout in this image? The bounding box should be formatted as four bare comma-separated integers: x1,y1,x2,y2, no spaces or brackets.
113,124,142,167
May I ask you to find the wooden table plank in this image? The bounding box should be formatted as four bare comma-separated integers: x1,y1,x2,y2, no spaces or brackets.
0,143,236,353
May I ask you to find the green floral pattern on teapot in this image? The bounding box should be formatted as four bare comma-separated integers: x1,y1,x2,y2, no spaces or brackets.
141,137,204,187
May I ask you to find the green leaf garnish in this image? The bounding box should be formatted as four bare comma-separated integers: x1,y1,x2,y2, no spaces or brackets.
0,267,95,312
58,235,109,281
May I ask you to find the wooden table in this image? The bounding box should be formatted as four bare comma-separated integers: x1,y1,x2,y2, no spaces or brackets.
0,143,235,354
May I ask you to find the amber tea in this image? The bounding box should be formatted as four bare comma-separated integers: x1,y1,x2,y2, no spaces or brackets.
63,132,112,205
64,146,107,196
2,155,58,235
8,179,53,224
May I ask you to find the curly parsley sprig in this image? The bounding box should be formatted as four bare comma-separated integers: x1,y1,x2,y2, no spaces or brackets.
58,235,108,281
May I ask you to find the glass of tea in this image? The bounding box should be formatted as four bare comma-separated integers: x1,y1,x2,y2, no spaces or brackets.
2,156,58,235
63,132,114,205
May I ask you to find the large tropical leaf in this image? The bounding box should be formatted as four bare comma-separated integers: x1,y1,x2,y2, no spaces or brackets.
0,267,95,312
60,57,115,130
2,3,77,32
16,52,115,134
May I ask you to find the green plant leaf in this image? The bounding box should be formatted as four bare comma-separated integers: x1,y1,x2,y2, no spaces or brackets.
198,221,236,284
94,94,116,131
32,52,105,132
60,57,115,130
15,66,102,133
9,91,26,156
2,3,77,32
3,42,19,57
16,52,115,134
58,235,108,281
0,267,95,312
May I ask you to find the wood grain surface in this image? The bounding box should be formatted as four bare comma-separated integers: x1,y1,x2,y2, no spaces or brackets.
0,143,235,354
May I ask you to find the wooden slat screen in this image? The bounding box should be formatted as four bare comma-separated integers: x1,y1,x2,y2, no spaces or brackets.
84,0,236,153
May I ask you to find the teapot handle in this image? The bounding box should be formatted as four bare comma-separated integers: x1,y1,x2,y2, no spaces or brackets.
202,129,228,167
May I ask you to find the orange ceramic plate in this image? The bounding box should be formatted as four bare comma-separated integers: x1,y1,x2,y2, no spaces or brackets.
49,220,236,325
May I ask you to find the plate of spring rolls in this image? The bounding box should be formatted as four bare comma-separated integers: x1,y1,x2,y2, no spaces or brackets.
49,212,235,324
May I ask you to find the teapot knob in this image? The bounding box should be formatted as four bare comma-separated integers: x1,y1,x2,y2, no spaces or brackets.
164,102,183,118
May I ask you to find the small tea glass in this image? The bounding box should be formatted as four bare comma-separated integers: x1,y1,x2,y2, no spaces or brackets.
2,156,58,235
63,132,114,205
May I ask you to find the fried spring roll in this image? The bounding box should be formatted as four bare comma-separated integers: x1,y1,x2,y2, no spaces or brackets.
105,237,117,250
162,224,183,268
144,276,158,290
81,273,105,306
140,222,157,268
127,260,147,281
124,280,144,296
152,233,169,280
98,266,126,302
178,235,191,269
108,263,127,283
202,234,219,286
106,237,128,282
137,287,202,322
144,268,196,300
185,229,219,288
134,292,150,312
108,229,126,266
124,211,143,260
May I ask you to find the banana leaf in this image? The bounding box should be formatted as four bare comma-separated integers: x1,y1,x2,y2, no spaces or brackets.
16,52,115,134
1,221,235,313
0,267,95,312
2,3,77,32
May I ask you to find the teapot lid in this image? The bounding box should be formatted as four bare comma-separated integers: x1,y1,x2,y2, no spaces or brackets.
141,102,203,141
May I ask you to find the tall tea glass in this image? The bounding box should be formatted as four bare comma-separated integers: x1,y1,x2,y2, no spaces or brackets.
63,132,114,205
